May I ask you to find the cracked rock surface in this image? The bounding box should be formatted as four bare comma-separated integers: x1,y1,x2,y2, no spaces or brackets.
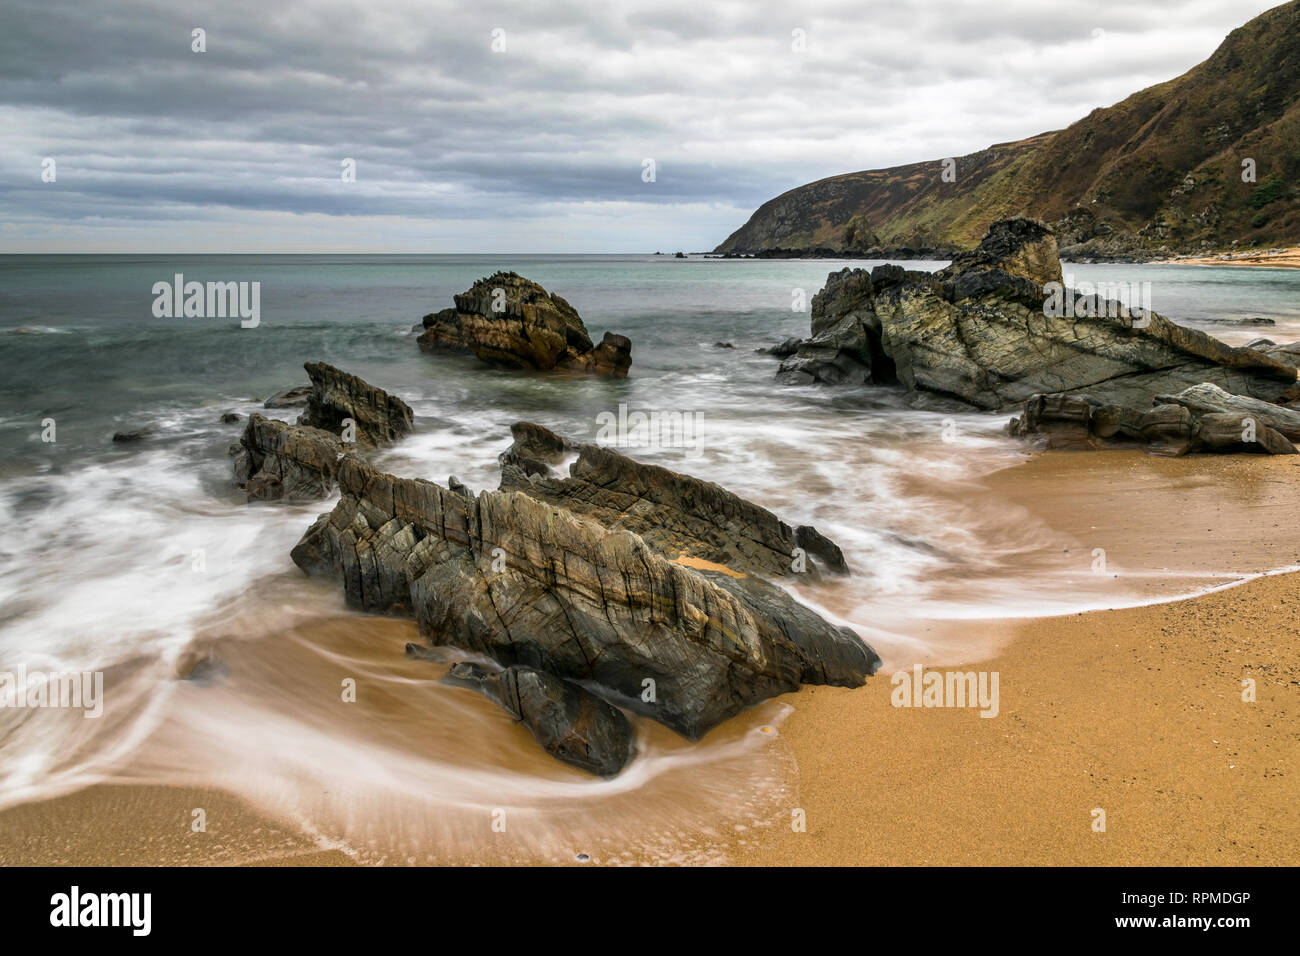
778,218,1299,415
233,363,412,501
290,443,879,771
418,271,632,377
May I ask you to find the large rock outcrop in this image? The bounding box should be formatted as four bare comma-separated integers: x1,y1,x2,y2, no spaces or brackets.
777,217,1300,456
289,446,879,767
780,218,1299,412
419,272,632,377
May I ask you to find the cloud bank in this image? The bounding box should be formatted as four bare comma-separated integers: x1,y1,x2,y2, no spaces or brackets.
0,0,1281,251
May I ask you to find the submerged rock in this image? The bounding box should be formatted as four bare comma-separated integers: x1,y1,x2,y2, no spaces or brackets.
440,661,635,777
290,452,878,755
176,653,230,686
418,272,632,377
264,384,312,408
761,337,803,358
1199,316,1276,327
297,361,413,446
777,218,1300,414
111,429,152,443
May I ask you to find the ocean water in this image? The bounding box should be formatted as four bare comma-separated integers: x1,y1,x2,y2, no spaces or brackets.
2,253,1299,862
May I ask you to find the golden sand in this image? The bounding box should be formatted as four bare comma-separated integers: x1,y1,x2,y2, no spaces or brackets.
729,569,1298,865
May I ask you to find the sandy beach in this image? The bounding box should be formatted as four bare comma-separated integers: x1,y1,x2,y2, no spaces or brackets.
734,567,1299,865
1155,248,1300,269
2,448,1295,867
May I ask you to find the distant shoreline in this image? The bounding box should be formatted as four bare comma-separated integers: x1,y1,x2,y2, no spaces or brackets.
1151,248,1300,269
694,248,1300,270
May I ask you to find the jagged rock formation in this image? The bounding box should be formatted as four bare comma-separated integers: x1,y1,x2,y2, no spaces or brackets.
777,218,1300,417
775,217,1300,457
499,422,849,577
440,661,635,777
715,2,1300,257
777,264,926,387
233,364,412,501
289,442,879,771
298,361,413,446
231,414,344,501
419,272,632,377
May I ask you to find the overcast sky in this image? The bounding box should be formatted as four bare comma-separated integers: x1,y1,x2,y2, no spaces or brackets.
0,0,1282,253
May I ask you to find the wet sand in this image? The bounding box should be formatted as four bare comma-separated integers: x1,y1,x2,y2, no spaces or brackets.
0,784,352,866
2,450,1297,866
731,452,1300,865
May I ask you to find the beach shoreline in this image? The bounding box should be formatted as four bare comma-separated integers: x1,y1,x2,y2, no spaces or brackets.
4,566,1294,866
2,449,1296,867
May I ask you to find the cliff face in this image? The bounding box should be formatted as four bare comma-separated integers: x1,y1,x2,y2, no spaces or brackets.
715,1,1300,258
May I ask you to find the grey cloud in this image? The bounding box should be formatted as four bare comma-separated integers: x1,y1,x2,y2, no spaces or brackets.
0,0,1282,251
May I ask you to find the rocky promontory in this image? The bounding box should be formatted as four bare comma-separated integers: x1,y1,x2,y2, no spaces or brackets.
714,4,1300,258
418,272,632,377
774,217,1300,456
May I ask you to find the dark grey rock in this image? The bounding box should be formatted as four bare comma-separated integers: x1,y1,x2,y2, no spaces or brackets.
290,455,879,743
782,217,1300,415
232,414,346,501
298,361,413,446
441,662,635,777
